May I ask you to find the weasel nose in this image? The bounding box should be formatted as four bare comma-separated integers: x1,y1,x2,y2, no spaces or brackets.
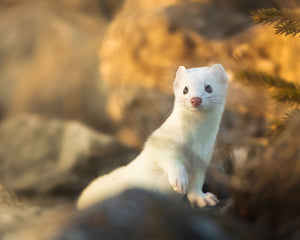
190,97,202,107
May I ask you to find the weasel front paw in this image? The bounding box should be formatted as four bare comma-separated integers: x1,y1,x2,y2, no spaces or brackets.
168,167,189,194
188,192,219,207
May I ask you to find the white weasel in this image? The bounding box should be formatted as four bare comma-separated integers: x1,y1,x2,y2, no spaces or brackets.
77,64,228,209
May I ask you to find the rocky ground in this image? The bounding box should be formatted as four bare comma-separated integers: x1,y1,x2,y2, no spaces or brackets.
0,0,299,239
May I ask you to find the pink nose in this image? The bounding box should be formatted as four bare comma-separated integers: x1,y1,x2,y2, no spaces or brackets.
190,97,202,107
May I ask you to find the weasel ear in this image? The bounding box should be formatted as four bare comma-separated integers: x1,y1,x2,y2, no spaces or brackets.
174,66,187,88
209,64,228,83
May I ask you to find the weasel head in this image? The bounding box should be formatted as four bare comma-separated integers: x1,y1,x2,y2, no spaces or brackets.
173,64,228,112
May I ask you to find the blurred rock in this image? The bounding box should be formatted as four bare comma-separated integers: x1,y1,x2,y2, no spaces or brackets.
0,114,137,195
99,0,235,93
0,184,20,207
0,183,71,240
107,87,173,147
0,0,113,132
99,0,282,92
100,0,299,94
229,25,300,85
99,0,296,93
2,204,72,240
0,183,42,239
98,0,300,148
0,0,298,149
56,189,259,240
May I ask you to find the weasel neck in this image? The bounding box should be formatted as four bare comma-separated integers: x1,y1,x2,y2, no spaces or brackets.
164,102,225,142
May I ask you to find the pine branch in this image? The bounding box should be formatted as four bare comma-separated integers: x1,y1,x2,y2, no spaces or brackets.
235,70,297,90
270,108,300,135
235,70,300,105
251,8,300,37
283,108,300,121
271,88,300,104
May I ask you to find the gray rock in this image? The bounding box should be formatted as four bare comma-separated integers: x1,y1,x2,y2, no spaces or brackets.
0,0,113,132
56,189,259,240
0,184,42,238
0,114,137,194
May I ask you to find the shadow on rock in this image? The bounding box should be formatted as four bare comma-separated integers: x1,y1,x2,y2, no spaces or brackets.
56,189,259,240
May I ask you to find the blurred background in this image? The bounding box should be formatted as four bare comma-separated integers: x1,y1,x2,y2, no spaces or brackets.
0,0,299,239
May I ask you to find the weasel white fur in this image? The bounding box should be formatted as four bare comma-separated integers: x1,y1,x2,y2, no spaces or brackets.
77,64,228,209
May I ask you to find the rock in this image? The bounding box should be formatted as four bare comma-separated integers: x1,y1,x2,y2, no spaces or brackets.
106,86,173,147
0,0,297,149
0,0,113,131
0,183,42,239
98,0,300,148
2,204,72,240
0,183,71,240
0,114,137,195
0,184,20,207
99,0,241,94
100,0,299,95
56,189,259,240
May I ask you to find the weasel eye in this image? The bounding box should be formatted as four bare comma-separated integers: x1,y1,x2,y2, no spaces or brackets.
205,85,212,93
183,86,189,95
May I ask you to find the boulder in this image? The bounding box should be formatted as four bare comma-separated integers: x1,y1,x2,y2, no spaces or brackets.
0,114,137,195
98,0,299,148
0,184,41,239
0,0,113,131
56,189,259,240
0,184,19,207
0,0,297,148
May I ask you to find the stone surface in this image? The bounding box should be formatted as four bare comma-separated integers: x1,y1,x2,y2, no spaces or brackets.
0,184,42,239
56,189,258,240
0,0,114,132
0,114,137,194
99,0,284,94
0,0,298,149
98,0,299,148
2,205,72,240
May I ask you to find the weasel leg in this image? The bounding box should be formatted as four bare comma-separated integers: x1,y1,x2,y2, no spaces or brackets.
155,152,189,194
188,192,219,207
188,171,219,207
168,165,189,194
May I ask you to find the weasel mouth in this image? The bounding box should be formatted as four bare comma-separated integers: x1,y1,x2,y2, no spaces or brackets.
186,104,202,112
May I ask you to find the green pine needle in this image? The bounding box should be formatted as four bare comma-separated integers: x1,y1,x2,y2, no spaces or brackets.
283,108,300,120
236,70,297,90
251,8,300,37
235,70,300,105
272,88,300,104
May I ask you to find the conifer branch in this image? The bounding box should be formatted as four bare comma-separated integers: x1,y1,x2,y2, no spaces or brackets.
235,70,300,105
235,70,297,90
271,89,300,104
283,108,300,121
251,8,300,37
